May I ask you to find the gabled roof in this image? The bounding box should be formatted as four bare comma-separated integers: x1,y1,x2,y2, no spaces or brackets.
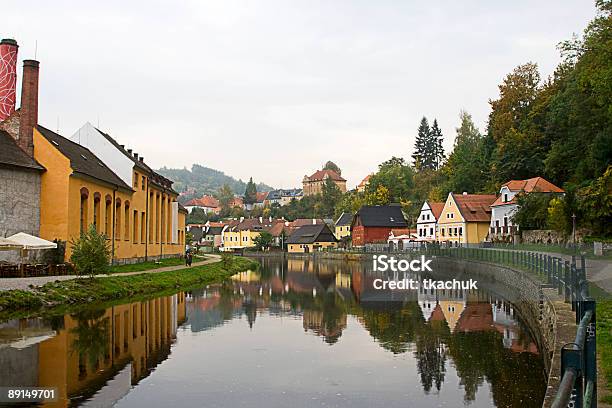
37,126,132,191
305,169,346,182
353,205,408,228
502,177,564,193
452,193,496,222
256,191,269,202
185,195,220,208
428,202,445,219
206,226,224,235
0,130,44,171
492,177,565,207
335,212,353,226
357,174,372,189
389,228,416,237
286,224,338,244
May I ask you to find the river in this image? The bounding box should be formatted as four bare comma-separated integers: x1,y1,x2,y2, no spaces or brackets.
0,256,547,407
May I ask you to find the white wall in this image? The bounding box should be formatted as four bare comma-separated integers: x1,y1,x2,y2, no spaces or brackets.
172,202,179,243
416,202,438,241
70,122,134,187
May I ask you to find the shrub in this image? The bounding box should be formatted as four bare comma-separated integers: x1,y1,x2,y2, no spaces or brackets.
69,225,111,278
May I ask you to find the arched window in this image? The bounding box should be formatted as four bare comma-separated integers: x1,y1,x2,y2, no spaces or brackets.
124,201,130,241
105,195,112,237
115,198,122,240
80,187,89,234
93,193,101,232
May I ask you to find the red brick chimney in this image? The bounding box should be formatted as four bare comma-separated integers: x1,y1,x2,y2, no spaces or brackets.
0,39,19,121
18,59,39,157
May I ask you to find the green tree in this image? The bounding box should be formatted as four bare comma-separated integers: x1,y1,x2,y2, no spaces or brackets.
253,231,274,250
321,178,342,216
430,119,445,169
186,207,208,224
511,193,553,230
323,161,342,175
244,177,258,204
367,157,415,203
412,117,432,170
216,183,235,215
365,185,390,205
547,197,570,233
69,225,111,278
334,191,365,219
576,165,612,236
442,111,489,194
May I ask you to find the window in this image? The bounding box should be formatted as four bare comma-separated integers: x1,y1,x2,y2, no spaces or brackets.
105,198,111,237
141,212,146,243
503,193,508,202
115,200,122,240
459,227,463,236
133,210,138,243
93,195,100,232
80,196,88,233
133,172,139,188
141,175,146,190
430,227,434,236
124,203,130,241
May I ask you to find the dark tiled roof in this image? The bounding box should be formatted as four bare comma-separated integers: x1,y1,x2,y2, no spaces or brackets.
335,212,353,226
353,205,408,227
305,169,346,182
206,226,224,235
0,130,44,171
37,125,132,190
286,224,338,244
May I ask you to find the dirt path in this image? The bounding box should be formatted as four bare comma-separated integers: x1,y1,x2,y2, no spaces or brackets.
0,255,221,292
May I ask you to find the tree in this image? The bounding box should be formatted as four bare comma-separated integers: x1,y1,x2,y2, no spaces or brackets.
216,183,235,215
244,177,258,204
187,207,208,224
430,119,445,169
576,165,612,236
253,231,274,250
321,178,342,216
367,157,415,203
412,117,432,170
365,185,390,205
69,225,111,278
442,111,489,194
334,191,365,219
511,193,553,230
323,161,342,175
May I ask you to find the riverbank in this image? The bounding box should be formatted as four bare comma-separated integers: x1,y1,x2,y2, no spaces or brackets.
0,256,258,321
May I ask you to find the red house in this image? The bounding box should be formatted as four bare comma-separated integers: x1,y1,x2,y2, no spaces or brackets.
351,205,408,246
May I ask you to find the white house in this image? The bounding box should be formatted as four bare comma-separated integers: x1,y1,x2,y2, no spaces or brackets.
490,177,564,239
416,201,444,242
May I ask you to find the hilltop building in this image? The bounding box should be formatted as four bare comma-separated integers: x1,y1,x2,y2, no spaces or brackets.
302,169,346,196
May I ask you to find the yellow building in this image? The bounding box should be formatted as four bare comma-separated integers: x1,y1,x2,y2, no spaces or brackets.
34,126,187,263
33,293,186,407
287,224,338,253
437,192,496,247
221,218,279,251
334,212,352,240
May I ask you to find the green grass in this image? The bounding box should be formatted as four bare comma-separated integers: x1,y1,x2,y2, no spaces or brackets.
108,256,187,274
0,256,257,321
598,300,612,404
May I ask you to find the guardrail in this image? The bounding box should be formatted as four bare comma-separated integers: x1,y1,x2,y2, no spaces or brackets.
420,246,597,408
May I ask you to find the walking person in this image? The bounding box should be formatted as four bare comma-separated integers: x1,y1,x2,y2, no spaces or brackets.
187,252,193,267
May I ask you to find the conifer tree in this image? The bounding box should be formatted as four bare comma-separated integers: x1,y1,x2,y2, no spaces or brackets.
430,119,445,169
244,177,258,204
412,117,431,170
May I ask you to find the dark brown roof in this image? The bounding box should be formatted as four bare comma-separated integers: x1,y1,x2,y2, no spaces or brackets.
286,224,338,244
452,193,496,222
37,125,132,191
353,205,408,227
0,130,44,171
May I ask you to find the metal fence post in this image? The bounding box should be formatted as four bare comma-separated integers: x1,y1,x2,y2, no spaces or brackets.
564,260,571,303
557,258,563,296
584,300,597,407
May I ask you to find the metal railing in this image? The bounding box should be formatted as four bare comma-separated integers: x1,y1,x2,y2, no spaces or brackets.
421,245,596,408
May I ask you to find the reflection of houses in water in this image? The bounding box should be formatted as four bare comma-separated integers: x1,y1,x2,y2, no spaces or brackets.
0,293,186,407
302,310,347,345
417,286,467,331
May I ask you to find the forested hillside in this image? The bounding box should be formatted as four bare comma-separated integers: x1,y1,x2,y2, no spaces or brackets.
157,164,273,199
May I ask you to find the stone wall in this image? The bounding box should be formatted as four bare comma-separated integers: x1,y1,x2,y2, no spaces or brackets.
521,228,592,245
0,167,41,263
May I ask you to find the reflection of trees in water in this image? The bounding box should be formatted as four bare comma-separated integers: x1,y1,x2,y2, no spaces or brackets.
415,319,450,393
446,330,545,407
355,302,424,354
70,308,110,371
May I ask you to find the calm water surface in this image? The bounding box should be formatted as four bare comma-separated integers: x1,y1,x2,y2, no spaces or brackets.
0,256,546,408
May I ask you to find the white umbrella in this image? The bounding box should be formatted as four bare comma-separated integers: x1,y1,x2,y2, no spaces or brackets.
0,237,22,251
6,232,57,250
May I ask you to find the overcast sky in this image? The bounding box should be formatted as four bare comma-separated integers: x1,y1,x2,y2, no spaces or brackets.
3,1,597,189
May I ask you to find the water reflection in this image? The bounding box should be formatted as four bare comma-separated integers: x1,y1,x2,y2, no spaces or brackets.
0,257,546,408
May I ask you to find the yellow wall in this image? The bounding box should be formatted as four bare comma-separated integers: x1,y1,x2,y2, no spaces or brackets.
222,229,261,249
334,225,351,240
437,193,489,245
33,128,186,263
287,241,337,253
